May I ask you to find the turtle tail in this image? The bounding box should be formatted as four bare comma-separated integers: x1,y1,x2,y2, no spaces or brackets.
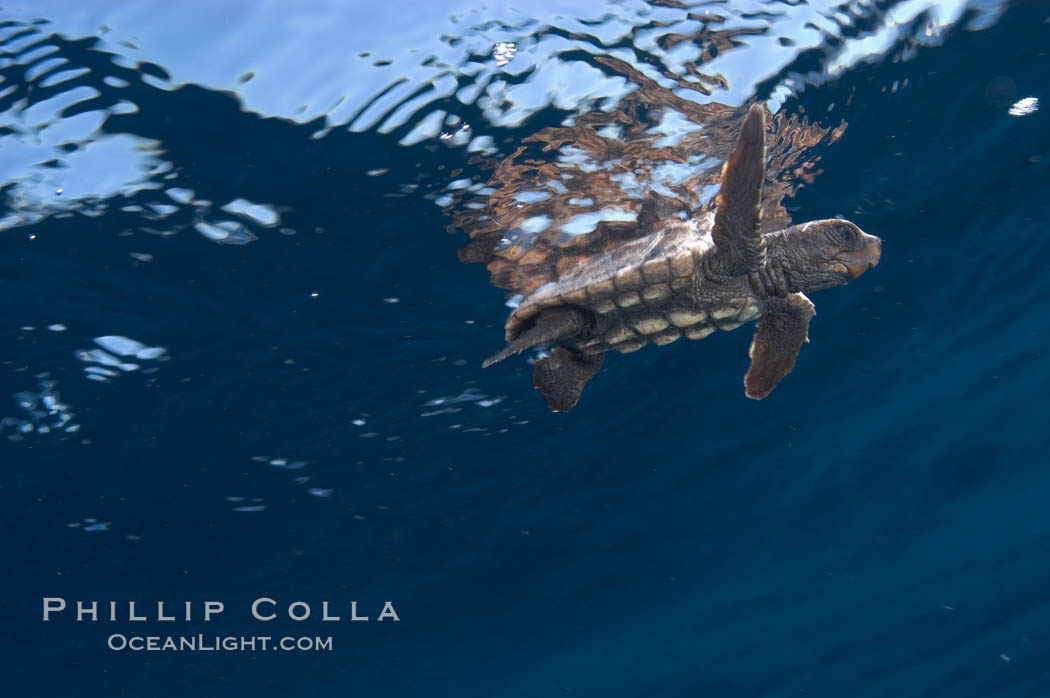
482,306,588,368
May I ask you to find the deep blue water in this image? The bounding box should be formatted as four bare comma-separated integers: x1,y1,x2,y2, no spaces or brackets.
3,1,1050,696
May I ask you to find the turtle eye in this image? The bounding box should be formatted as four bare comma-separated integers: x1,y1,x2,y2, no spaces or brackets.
831,223,856,245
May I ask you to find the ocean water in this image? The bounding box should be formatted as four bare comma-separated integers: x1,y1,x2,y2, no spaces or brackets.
3,0,1049,695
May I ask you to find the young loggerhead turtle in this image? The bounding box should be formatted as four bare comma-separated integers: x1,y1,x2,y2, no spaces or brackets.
483,105,882,411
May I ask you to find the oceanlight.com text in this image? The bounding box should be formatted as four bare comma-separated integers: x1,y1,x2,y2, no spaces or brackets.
107,634,333,652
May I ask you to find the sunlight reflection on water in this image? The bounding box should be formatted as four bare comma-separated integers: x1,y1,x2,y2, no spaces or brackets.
0,0,1013,522
2,0,1006,236
0,0,1012,450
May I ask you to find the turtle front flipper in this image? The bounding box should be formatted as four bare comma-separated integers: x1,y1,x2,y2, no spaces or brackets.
532,347,603,412
744,293,815,399
712,104,767,275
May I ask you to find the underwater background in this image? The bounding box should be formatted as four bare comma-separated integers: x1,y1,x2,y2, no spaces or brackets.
2,0,1049,695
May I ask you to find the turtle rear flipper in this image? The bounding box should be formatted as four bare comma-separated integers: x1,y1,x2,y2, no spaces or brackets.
744,293,815,399
483,306,588,368
532,348,603,412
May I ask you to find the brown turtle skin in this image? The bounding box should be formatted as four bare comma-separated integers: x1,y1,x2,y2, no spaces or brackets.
483,105,883,411
503,215,879,357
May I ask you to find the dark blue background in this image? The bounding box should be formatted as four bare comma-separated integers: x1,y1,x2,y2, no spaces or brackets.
3,1,1049,696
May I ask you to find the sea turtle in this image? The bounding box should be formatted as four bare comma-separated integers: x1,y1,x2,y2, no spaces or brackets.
482,105,882,411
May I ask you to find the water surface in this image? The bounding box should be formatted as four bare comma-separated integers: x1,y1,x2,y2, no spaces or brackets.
3,1,1049,696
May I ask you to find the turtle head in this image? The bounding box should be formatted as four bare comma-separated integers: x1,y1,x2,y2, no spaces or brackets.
774,219,881,292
